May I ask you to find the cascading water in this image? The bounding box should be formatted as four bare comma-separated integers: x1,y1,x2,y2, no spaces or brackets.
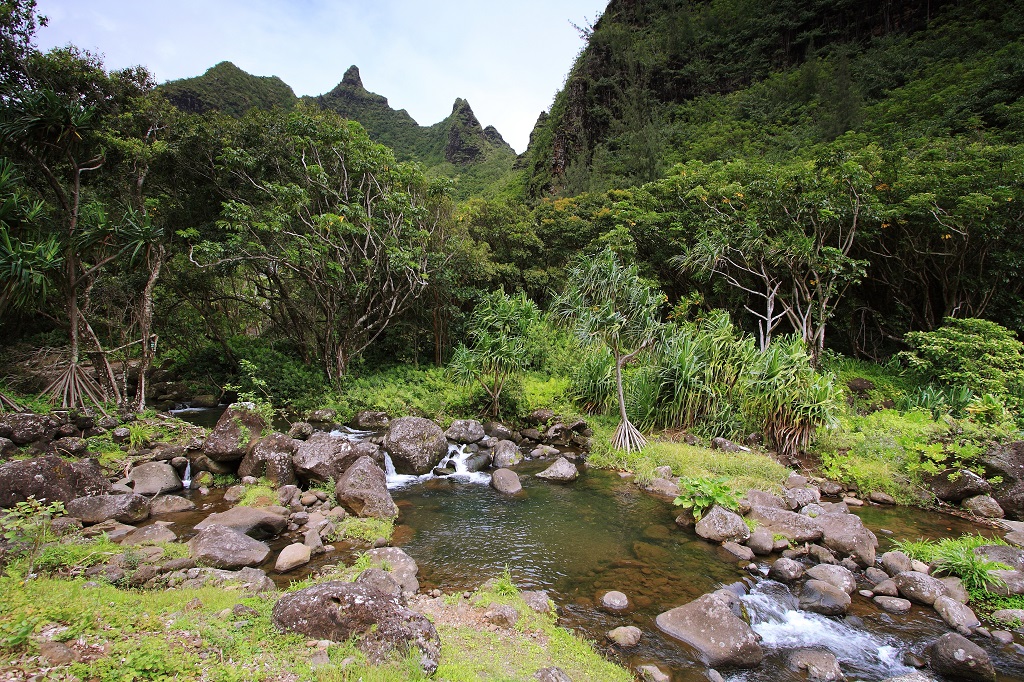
182,461,192,489
384,443,491,489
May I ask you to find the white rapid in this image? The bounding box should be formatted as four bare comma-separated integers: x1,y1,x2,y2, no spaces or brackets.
730,580,916,681
181,461,191,489
384,443,491,489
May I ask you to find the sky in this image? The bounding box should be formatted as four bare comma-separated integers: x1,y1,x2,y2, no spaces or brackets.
32,0,609,153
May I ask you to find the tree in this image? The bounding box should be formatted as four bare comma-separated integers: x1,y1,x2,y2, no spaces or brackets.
553,247,664,452
449,290,540,418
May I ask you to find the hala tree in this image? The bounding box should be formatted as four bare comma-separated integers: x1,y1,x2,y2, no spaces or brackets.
553,247,664,452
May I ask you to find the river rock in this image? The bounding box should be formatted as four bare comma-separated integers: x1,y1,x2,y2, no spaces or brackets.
535,457,579,482
926,469,993,503
637,666,671,682
768,557,805,583
364,547,419,596
128,461,182,496
927,632,996,681
978,441,1024,520
746,527,774,555
483,421,514,440
275,543,312,572
820,512,878,566
238,432,297,487
747,505,823,542
287,421,314,440
787,649,844,681
785,487,822,510
873,579,899,597
272,581,440,674
150,495,196,514
66,493,150,525
882,551,913,576
335,456,398,519
655,593,763,668
188,524,270,569
746,489,786,509
355,568,404,601
0,412,56,444
938,577,970,604
352,410,389,430
383,417,447,475
990,569,1024,595
722,541,755,561
806,564,857,594
990,608,1024,626
194,505,289,538
963,494,1004,518
0,455,110,507
874,596,912,614
695,505,750,543
293,432,381,484
975,545,1024,571
601,591,629,610
608,626,642,647
204,403,268,462
120,523,177,545
799,579,851,616
933,595,980,633
866,567,890,585
490,468,522,494
444,419,485,444
492,440,522,468
894,571,948,605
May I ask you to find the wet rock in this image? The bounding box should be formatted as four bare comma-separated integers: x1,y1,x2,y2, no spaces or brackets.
492,440,522,468
335,456,398,519
239,432,298,487
204,403,268,462
128,461,182,496
820,512,878,567
880,673,935,682
535,457,579,482
0,455,110,507
926,469,992,503
722,541,756,561
637,665,671,682
352,410,390,430
882,551,914,577
355,568,404,601
874,596,913,614
601,590,629,610
194,506,289,538
272,581,440,675
747,505,823,543
873,579,899,597
383,417,447,475
933,595,980,633
275,543,312,572
287,422,314,440
939,577,970,604
444,419,485,444
799,579,851,616
963,494,1004,518
788,649,845,681
927,632,995,681
785,487,822,510
768,557,805,583
364,547,419,596
991,630,1014,645
695,505,750,543
655,593,763,668
607,625,642,647
806,564,857,594
746,527,774,555
490,468,522,495
188,524,270,569
293,432,381,484
120,523,177,545
866,567,890,585
894,571,948,605
150,495,195,514
67,493,150,525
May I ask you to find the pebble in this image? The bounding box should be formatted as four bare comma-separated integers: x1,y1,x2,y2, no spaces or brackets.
858,589,874,598
601,590,629,610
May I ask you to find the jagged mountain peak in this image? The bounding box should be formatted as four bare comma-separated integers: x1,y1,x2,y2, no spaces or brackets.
342,65,363,89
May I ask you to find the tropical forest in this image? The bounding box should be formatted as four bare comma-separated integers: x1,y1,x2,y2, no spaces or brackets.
3,0,1024,680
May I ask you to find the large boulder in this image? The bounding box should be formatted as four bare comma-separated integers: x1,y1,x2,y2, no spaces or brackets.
925,469,992,503
490,468,522,495
188,524,270,569
335,456,398,519
933,595,981,633
127,461,182,496
66,494,150,525
203,403,268,463
655,593,763,668
444,419,485,444
0,455,110,508
491,440,522,468
805,564,857,595
893,571,948,606
238,433,297,487
799,579,852,616
365,547,420,596
979,441,1024,520
747,505,823,543
927,632,996,682
193,506,289,538
0,412,55,445
292,432,381,484
272,581,440,674
695,505,750,543
383,417,447,475
535,457,579,483
819,512,878,567
962,495,1004,519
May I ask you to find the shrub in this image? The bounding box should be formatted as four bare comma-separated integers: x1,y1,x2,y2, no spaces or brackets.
673,476,741,520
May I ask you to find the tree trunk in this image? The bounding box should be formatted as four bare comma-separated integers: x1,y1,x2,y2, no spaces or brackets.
134,246,165,413
612,351,647,453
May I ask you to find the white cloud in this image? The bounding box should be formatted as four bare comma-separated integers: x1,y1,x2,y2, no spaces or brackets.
33,0,606,153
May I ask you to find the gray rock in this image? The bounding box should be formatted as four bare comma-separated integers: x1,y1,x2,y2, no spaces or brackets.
695,505,750,543
275,543,312,572
788,649,845,681
223,484,247,504
150,495,196,514
335,456,398,519
991,630,1014,644
800,579,852,616
879,673,935,682
746,527,774,555
66,493,150,525
785,487,821,510
0,436,16,458
747,505,823,542
492,440,523,468
990,608,1024,626
483,603,519,627
272,581,440,675
745,490,786,509
974,544,1024,572
866,567,890,585
939,577,970,604
490,468,522,495
0,455,110,507
194,506,289,538
287,422,314,440
711,437,744,452
820,512,877,567
870,491,896,505
963,494,1004,518
383,417,447,475
188,524,270,569
204,403,268,462
806,564,857,594
444,419,485,444
874,596,912,614
768,557,805,583
601,590,629,610
637,665,671,682
0,412,52,444
655,593,763,668
238,432,297,487
873,579,899,597
521,590,551,613
120,523,177,545
352,410,390,430
355,568,404,601
926,469,992,503
933,595,980,633
364,547,419,596
128,461,182,496
535,667,573,682
607,625,642,647
881,551,913,577
990,569,1024,595
894,571,948,605
927,632,996,682
293,432,381,484
535,457,579,482
722,541,756,561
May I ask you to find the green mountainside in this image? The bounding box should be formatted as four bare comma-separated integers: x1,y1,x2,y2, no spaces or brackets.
159,61,297,116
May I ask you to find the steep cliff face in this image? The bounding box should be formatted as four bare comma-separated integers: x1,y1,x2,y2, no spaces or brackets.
159,61,297,116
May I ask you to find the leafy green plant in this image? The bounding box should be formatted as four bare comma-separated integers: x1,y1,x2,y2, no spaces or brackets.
672,476,740,520
1,496,66,578
891,535,1012,592
491,566,519,597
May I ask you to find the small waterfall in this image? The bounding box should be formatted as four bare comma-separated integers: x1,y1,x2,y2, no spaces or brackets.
384,452,422,489
435,443,491,485
182,461,192,489
740,581,915,680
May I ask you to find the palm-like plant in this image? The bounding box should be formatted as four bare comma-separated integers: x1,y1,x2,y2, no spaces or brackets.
553,248,664,452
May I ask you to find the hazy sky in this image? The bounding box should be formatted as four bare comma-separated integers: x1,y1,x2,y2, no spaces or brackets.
33,1,609,153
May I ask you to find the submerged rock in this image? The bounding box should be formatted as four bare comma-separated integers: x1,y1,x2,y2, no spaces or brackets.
655,593,763,668
607,625,642,647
